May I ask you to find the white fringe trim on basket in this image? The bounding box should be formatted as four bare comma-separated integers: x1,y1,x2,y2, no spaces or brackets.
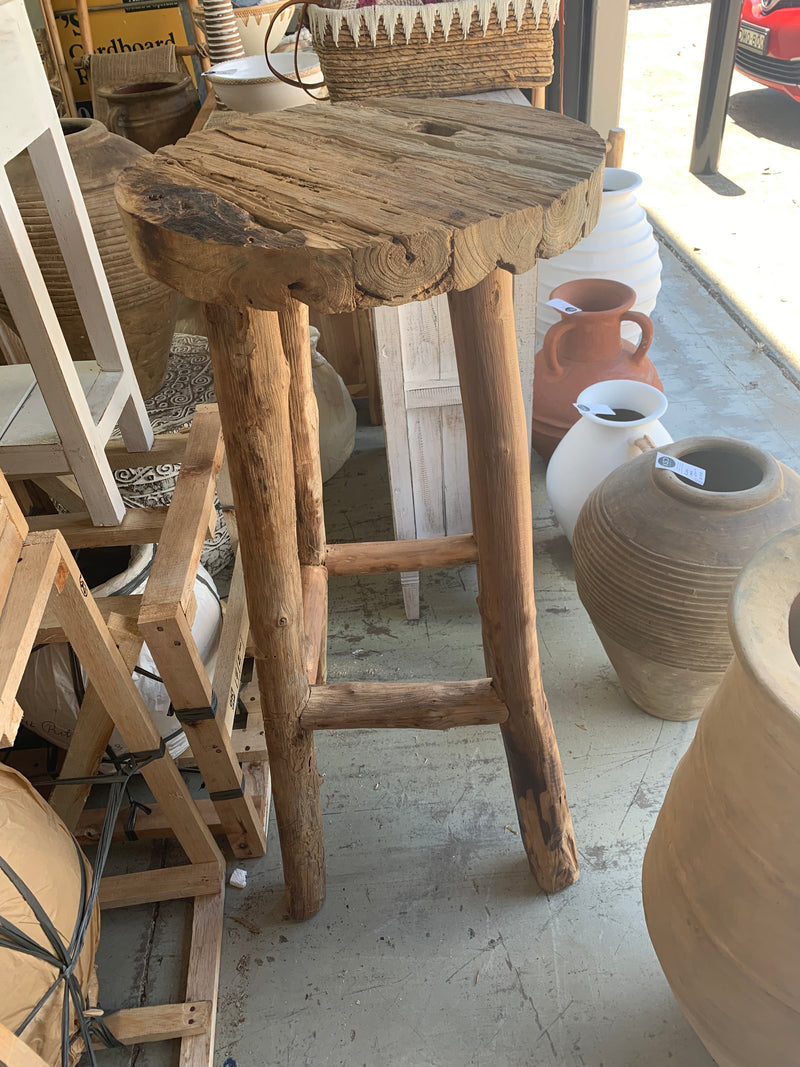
309,0,554,47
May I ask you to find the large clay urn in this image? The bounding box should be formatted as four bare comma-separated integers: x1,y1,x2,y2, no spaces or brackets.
573,436,800,720
531,278,662,461
642,525,800,1067
0,119,178,398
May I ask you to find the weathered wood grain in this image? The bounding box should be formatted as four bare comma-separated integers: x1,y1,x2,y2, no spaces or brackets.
448,269,579,894
116,98,605,314
204,303,325,920
325,534,478,575
301,680,507,731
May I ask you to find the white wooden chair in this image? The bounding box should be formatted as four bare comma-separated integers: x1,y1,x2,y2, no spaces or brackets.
0,0,153,526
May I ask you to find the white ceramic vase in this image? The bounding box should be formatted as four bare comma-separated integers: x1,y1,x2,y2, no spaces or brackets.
536,168,662,349
546,379,672,541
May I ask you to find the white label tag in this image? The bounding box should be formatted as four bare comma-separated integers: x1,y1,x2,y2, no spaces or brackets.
655,452,706,485
547,297,582,315
574,401,616,416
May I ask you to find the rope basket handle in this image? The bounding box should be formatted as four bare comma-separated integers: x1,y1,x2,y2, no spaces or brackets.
264,1,327,96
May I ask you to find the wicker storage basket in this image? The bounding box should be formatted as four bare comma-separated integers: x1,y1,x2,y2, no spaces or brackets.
305,0,555,100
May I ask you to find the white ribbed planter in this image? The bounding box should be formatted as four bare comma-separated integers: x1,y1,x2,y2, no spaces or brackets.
536,168,662,348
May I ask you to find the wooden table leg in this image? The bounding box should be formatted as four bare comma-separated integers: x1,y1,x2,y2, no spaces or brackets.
447,268,579,894
204,303,325,920
279,301,328,685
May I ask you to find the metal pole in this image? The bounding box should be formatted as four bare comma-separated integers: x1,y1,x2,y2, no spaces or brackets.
178,0,206,101
690,0,740,174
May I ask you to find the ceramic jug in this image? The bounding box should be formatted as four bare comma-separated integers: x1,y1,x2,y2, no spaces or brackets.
536,168,662,348
573,435,800,719
643,525,800,1066
98,74,197,154
546,379,672,542
532,278,662,461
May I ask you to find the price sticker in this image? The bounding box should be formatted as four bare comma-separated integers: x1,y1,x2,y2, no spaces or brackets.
655,453,706,486
574,402,616,416
547,298,582,315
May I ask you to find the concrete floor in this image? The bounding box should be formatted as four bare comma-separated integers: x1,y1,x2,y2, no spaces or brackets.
93,5,800,1065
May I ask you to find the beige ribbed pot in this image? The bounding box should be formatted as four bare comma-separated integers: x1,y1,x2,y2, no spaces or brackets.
573,436,800,719
0,119,178,398
642,524,800,1067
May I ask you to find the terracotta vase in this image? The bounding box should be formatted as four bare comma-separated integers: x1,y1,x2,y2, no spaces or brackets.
97,73,197,154
642,525,800,1066
536,168,662,349
531,278,662,461
0,119,178,397
572,436,800,720
545,378,673,542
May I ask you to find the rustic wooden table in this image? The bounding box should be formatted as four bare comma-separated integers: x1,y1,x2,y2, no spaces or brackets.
117,97,605,919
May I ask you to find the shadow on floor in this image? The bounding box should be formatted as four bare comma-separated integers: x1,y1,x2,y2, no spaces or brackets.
728,87,800,149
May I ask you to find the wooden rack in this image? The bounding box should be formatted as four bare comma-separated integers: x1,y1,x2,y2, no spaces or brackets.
0,467,226,1067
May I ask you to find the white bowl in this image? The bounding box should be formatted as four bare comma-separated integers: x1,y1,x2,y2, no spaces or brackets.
195,1,295,55
204,52,324,113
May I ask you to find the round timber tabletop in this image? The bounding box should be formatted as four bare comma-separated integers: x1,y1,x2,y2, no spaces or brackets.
116,97,606,315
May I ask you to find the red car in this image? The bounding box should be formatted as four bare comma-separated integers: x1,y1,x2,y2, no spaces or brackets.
736,0,800,102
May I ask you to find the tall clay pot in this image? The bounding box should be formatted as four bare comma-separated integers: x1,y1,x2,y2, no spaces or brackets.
0,119,177,398
532,278,662,461
642,525,800,1067
536,168,662,349
97,73,197,154
546,379,673,542
573,436,800,720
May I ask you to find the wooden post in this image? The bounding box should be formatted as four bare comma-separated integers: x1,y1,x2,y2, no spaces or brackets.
447,268,579,894
279,301,326,568
204,303,325,920
606,127,625,169
279,300,328,686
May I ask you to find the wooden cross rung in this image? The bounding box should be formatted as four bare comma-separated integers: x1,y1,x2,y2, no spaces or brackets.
27,506,169,547
73,762,269,847
35,594,141,646
325,533,478,576
95,1001,213,1047
100,862,223,909
104,430,191,471
300,679,508,732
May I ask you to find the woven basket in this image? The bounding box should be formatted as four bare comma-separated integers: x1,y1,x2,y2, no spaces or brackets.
305,0,554,101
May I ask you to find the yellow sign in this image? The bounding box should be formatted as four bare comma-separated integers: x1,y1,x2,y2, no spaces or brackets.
51,0,191,110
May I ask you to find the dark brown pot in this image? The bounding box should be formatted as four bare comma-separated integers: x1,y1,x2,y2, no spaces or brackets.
532,278,662,461
97,73,197,154
573,436,800,720
0,119,177,397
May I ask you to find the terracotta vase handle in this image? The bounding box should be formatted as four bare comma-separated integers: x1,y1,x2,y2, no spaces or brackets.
541,319,571,378
622,310,654,362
